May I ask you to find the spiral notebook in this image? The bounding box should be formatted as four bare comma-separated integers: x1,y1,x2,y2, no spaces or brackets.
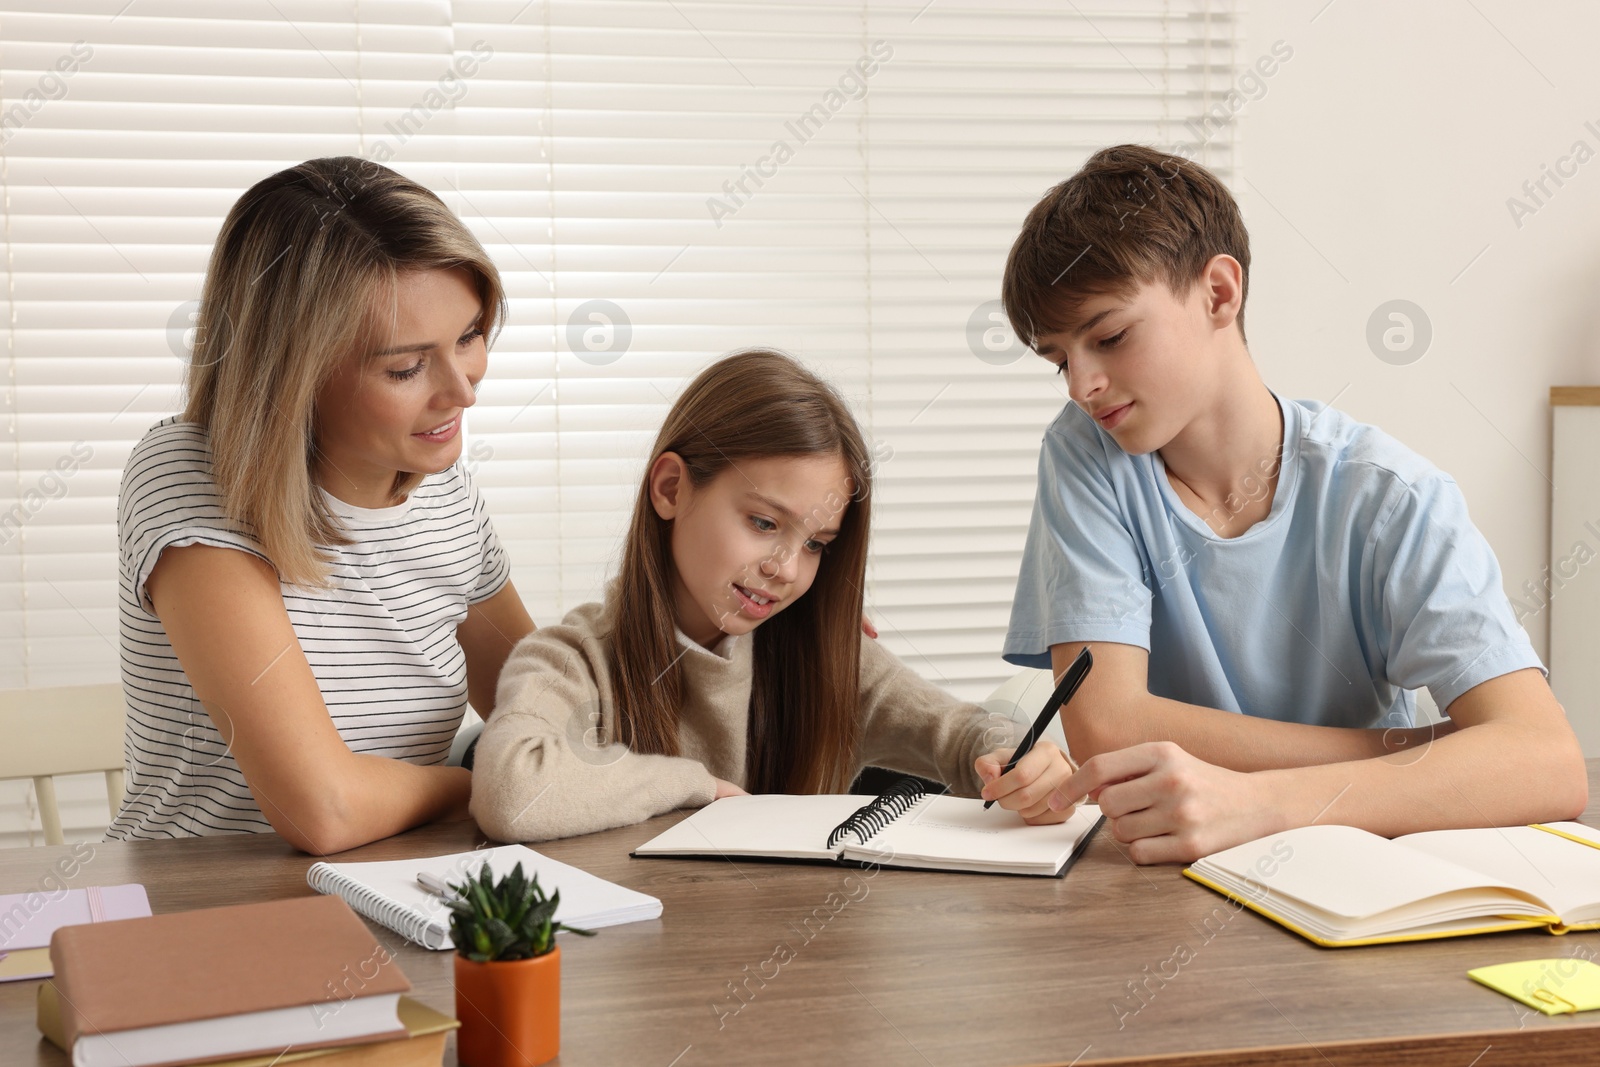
632,782,1104,877
307,844,662,951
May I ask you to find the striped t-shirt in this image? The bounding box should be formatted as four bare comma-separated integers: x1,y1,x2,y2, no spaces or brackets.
107,417,511,841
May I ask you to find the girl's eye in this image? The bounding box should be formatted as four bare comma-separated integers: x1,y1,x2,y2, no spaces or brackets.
804,539,827,554
458,327,484,346
388,360,425,382
1099,329,1127,350
750,516,777,533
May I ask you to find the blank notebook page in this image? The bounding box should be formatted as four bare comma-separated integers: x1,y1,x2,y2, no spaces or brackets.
869,796,1100,867
1395,824,1600,920
1200,824,1534,919
636,794,869,859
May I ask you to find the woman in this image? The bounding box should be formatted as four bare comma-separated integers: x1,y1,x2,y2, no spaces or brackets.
110,157,534,854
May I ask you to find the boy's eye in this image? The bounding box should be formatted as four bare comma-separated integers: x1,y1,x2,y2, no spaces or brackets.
1099,329,1127,349
1054,360,1069,377
750,516,777,533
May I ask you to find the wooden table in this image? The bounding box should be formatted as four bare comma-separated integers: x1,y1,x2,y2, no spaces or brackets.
5,765,1600,1067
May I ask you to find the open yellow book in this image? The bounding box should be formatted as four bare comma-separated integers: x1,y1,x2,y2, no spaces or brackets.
1183,820,1600,947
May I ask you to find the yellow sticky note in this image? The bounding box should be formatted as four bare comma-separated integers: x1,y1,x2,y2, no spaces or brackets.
1469,958,1600,1015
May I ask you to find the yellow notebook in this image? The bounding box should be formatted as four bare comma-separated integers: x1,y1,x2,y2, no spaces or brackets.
1469,959,1600,1015
1183,821,1600,948
37,981,458,1066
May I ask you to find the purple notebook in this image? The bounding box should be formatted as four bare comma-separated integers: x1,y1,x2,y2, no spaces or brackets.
0,884,150,981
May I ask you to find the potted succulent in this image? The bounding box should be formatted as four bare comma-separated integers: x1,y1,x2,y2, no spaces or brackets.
446,862,594,1067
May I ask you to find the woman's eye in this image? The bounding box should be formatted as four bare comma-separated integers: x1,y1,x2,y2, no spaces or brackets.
458,327,484,346
1099,329,1127,350
388,360,425,381
750,516,777,533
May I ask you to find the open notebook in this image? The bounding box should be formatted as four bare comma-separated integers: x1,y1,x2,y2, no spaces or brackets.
1185,820,1600,947
307,845,662,950
633,784,1104,877
0,884,150,982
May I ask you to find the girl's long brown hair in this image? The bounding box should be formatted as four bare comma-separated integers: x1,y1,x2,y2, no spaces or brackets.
609,350,873,794
183,156,507,588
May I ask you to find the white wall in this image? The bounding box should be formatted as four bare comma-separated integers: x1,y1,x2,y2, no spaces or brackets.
1238,1,1600,729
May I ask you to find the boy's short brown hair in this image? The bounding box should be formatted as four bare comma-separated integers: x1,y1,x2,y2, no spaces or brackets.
1002,144,1251,347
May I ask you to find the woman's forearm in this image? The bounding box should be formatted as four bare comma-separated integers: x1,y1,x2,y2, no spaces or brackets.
280,757,471,855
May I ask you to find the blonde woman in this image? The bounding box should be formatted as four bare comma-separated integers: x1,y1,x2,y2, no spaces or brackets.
109,157,534,854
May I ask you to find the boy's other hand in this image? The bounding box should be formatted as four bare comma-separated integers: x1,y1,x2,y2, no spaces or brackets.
976,739,1077,824
1046,741,1279,863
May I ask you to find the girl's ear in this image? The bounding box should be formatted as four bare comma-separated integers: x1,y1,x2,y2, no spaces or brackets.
649,452,689,520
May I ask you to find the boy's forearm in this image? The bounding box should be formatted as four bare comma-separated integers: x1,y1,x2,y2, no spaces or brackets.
1255,716,1589,838
1066,692,1437,771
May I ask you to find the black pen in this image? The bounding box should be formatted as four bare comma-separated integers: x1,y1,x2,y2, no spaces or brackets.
984,647,1093,809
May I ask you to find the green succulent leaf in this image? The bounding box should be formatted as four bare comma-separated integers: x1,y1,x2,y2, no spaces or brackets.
444,860,596,962
526,897,558,930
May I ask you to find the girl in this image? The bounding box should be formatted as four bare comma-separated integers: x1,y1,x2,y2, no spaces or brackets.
112,157,535,853
470,350,1073,842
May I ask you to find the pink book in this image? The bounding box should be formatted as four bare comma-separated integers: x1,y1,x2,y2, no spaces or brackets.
0,884,151,981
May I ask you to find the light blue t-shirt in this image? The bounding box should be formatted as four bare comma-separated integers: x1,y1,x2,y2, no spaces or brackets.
1003,393,1543,728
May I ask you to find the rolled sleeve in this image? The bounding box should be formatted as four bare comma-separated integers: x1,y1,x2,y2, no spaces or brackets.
1369,474,1545,713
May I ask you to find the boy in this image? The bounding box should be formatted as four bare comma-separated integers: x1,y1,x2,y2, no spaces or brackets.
999,145,1587,863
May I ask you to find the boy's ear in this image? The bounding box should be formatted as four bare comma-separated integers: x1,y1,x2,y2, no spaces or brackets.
1199,253,1244,331
649,452,688,520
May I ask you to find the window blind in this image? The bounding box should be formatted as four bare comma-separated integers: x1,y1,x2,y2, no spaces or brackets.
0,0,1240,845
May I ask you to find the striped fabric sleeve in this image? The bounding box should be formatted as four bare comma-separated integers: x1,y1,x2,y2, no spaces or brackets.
459,459,511,604
118,419,272,616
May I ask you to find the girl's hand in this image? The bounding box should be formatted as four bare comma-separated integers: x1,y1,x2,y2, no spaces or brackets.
714,777,749,799
1045,741,1278,863
975,740,1076,824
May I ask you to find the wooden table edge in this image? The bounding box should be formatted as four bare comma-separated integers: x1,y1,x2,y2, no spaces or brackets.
1549,385,1600,406
1022,1019,1600,1066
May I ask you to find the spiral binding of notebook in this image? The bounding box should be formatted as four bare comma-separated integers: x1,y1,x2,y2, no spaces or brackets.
306,862,451,950
826,778,929,849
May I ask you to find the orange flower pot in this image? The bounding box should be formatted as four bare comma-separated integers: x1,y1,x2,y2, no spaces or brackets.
453,945,560,1067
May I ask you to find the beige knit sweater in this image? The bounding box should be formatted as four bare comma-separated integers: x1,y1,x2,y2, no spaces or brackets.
470,594,1021,843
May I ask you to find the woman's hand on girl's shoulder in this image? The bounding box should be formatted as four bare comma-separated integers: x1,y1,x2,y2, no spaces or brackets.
975,739,1077,825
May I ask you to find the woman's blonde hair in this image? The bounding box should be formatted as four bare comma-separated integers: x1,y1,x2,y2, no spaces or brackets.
609,350,874,795
182,156,506,588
